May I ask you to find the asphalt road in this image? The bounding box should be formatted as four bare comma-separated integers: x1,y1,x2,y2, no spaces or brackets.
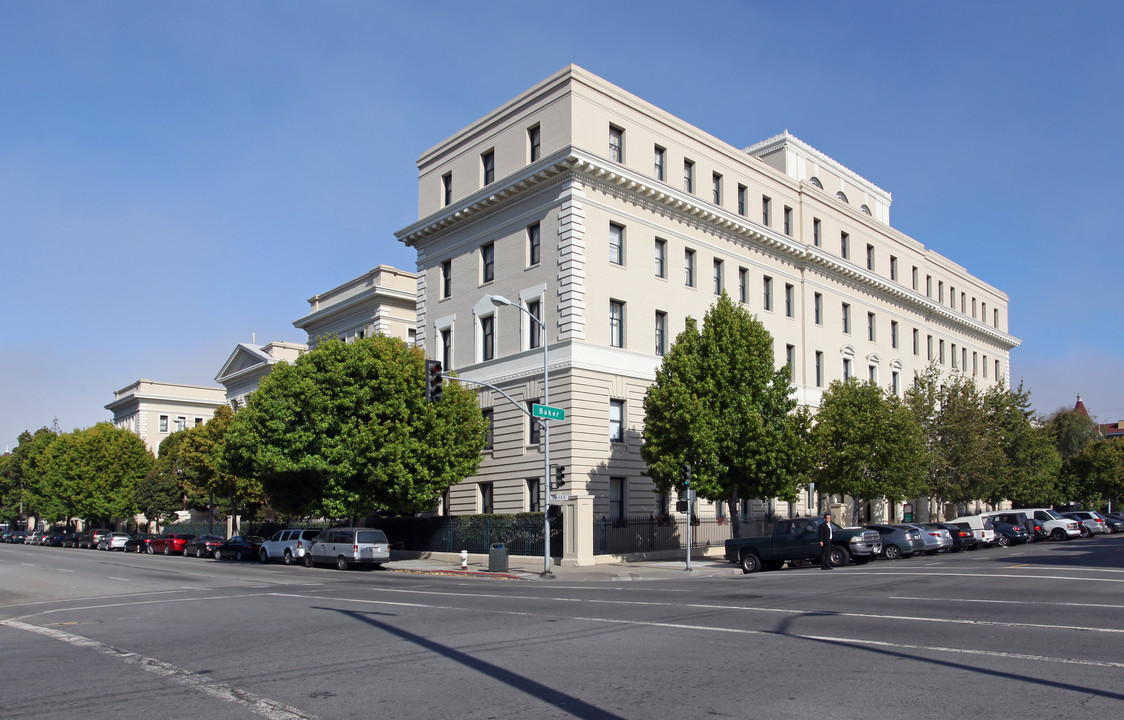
2,536,1123,719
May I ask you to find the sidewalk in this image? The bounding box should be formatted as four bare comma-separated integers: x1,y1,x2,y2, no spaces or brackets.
387,554,741,581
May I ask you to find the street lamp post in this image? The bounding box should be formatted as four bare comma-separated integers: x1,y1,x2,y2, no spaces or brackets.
490,294,552,577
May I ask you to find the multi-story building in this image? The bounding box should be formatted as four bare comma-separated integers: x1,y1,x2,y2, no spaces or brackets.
106,379,228,454
395,65,1019,522
216,341,307,410
293,264,418,348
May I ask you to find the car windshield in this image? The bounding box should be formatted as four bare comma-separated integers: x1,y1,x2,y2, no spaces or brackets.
356,530,388,544
1040,510,1063,520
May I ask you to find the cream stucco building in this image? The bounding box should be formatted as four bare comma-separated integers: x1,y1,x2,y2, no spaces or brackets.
106,379,228,454
293,264,418,348
396,65,1020,523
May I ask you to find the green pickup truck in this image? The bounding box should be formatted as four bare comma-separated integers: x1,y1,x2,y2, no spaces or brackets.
724,517,883,573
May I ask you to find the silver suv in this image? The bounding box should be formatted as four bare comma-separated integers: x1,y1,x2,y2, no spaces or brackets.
305,527,390,570
259,529,321,565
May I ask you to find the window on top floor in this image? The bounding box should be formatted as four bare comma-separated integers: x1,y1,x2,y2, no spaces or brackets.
813,218,821,247
762,196,771,226
528,125,541,162
712,173,722,205
860,204,871,215
683,159,694,193
609,125,624,162
482,150,495,186
810,177,823,189
840,232,849,260
836,191,848,203
738,184,747,216
784,206,792,235
654,145,665,181
442,172,452,207
890,256,898,281
866,244,875,271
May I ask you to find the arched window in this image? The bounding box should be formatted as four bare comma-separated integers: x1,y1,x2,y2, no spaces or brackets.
810,176,823,189
860,204,872,215
836,191,849,204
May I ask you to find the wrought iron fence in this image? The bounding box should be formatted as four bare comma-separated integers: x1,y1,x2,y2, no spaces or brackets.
376,514,561,556
594,514,772,555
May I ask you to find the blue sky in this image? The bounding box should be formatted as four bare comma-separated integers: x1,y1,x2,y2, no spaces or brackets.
2,0,1122,451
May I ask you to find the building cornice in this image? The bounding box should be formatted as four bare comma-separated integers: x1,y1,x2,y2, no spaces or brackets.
395,148,1021,351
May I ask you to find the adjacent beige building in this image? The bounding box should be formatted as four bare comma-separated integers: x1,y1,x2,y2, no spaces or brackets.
106,380,228,454
293,264,418,348
397,65,1019,523
216,341,307,410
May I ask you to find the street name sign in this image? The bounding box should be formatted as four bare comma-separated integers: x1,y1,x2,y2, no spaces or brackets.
532,403,565,421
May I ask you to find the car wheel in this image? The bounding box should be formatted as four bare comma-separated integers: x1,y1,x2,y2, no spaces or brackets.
883,544,902,560
164,545,171,556
1079,527,1091,538
1051,528,1067,541
997,534,1011,547
829,546,850,567
183,547,189,556
305,554,314,568
337,556,350,571
260,550,268,563
283,550,294,566
214,549,222,561
196,547,205,558
235,550,244,561
740,552,761,574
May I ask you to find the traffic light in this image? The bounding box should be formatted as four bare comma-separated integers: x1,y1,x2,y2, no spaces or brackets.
555,465,566,488
425,360,444,402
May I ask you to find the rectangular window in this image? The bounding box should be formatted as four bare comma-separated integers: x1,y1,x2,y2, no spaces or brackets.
442,172,452,207
843,358,853,382
995,359,1001,378
868,365,877,383
842,303,851,334
890,256,898,281
441,259,452,298
683,159,694,193
983,355,989,378
481,315,495,361
527,223,541,266
526,478,540,513
482,150,495,185
654,238,667,278
528,125,541,162
972,298,977,317
994,308,999,327
762,196,771,226
438,328,452,371
684,248,696,287
737,184,747,216
939,339,945,364
913,329,919,356
938,281,944,303
981,301,987,322
482,409,493,450
527,299,542,349
785,283,795,318
892,370,901,397
840,232,849,259
867,312,876,341
963,347,969,371
814,292,823,325
738,268,748,303
609,477,626,521
927,335,933,361
528,401,541,444
712,172,722,204
912,266,919,290
609,125,624,162
950,287,956,308
784,206,792,235
655,311,667,356
815,351,824,387
479,483,494,514
813,218,821,247
609,399,625,442
609,223,624,265
891,320,899,349
926,275,932,297
866,244,875,271
481,242,495,283
763,276,773,311
786,344,796,380
713,259,723,294
159,415,169,433
609,300,625,348
654,145,665,181
951,343,958,369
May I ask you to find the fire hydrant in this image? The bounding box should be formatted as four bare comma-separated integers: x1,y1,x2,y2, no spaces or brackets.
460,550,468,569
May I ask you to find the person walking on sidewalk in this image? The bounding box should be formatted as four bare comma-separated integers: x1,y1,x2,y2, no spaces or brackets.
819,512,834,570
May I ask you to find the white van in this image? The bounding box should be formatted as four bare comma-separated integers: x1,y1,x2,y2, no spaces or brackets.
305,527,390,570
1017,508,1081,541
951,514,997,546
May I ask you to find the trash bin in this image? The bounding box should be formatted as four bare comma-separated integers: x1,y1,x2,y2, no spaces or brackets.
488,542,508,572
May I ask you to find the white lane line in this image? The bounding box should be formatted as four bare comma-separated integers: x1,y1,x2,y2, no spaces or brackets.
268,592,1124,670
58,569,73,573
106,577,130,582
863,569,1124,581
0,619,318,720
891,596,1124,610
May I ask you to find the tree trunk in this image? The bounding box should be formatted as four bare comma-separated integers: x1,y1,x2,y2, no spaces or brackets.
728,490,741,538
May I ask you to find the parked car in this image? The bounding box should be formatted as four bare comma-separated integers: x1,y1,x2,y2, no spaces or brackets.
1101,515,1124,533
148,533,195,555
935,522,980,551
305,527,391,570
97,532,132,551
987,511,1046,542
900,523,953,554
7,531,27,544
1020,508,1081,541
124,534,158,553
27,531,45,545
259,529,322,565
213,536,265,561
1062,511,1108,537
864,524,924,559
62,532,83,547
991,521,1030,547
44,531,67,547
182,534,225,558
79,529,113,549
950,514,998,546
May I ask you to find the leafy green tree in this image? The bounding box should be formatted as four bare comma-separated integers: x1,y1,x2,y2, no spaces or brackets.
1057,440,1124,508
40,423,154,525
811,379,927,524
1045,407,1101,461
642,293,811,538
982,382,1060,507
133,432,198,529
221,335,488,520
180,405,262,525
1,427,59,525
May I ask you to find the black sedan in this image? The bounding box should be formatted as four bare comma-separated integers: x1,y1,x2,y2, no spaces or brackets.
1101,515,1124,533
213,536,265,561
933,522,980,551
991,520,1030,546
183,534,225,558
124,534,158,553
